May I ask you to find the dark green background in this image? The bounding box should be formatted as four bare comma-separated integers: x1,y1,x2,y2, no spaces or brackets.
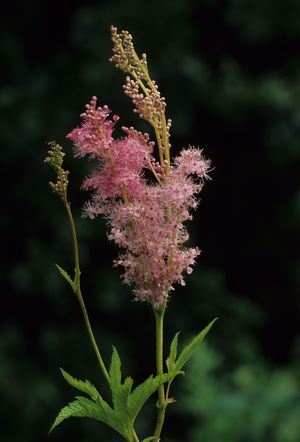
1,0,300,441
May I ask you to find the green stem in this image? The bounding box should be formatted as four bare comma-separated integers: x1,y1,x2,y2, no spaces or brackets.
75,285,110,384
132,428,140,442
165,381,171,402
64,200,110,385
131,71,164,167
153,304,166,441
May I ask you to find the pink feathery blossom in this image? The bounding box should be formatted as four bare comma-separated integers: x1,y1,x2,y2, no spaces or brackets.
173,147,211,179
68,97,211,307
67,96,119,158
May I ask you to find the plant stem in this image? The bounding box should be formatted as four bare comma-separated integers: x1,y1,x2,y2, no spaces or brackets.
133,428,140,442
153,304,166,441
64,200,110,385
76,285,110,384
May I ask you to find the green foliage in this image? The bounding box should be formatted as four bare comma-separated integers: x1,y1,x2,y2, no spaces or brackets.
51,348,180,440
50,366,131,439
109,346,123,387
49,396,91,432
107,346,182,437
166,332,180,373
108,346,134,439
49,395,108,433
128,373,177,422
95,393,133,441
60,368,99,401
166,318,218,374
177,343,300,442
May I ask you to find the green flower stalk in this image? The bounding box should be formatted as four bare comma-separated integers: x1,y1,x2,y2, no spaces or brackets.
45,27,217,442
44,142,110,384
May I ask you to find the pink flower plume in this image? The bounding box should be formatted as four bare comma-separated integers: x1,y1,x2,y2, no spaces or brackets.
68,98,211,307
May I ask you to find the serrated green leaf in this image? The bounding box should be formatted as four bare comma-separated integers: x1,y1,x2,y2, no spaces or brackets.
175,318,218,371
52,358,133,440
49,395,109,432
109,346,122,387
166,331,180,373
55,264,75,290
49,397,88,432
108,347,133,439
50,395,131,440
95,395,131,439
60,368,99,401
109,346,132,420
128,372,179,422
111,375,133,415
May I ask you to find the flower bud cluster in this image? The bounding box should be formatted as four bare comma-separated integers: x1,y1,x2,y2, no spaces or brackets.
110,26,147,79
123,76,166,127
45,142,69,200
110,26,171,168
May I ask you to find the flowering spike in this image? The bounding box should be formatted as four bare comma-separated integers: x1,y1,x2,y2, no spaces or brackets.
110,25,171,171
65,28,212,308
44,142,69,201
68,99,210,307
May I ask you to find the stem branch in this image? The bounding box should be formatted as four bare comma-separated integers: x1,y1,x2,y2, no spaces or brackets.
64,200,110,385
153,304,166,441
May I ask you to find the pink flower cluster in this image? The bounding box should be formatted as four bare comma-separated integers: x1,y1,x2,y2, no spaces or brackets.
68,97,210,307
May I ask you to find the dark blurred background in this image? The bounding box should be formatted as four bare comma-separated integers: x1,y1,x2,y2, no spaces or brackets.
1,0,300,441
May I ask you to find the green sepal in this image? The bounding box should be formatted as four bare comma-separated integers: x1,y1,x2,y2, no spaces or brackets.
175,318,218,372
55,264,75,291
60,368,99,401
